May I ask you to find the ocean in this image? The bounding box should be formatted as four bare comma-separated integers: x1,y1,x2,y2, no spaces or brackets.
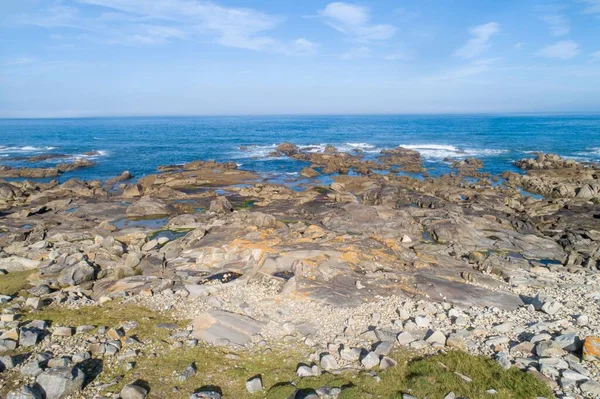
0,114,599,183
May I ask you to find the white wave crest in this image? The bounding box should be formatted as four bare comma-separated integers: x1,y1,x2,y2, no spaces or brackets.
399,144,507,159
0,145,56,153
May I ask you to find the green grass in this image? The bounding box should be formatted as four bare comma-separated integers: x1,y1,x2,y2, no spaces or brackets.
9,303,554,399
0,270,35,296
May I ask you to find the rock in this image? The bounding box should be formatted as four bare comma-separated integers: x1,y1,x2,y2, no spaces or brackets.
52,327,74,337
320,354,339,370
246,375,263,393
120,383,148,399
25,297,43,310
379,356,397,370
209,196,233,214
6,385,43,399
340,347,362,361
297,364,320,377
583,336,600,361
36,366,85,399
414,315,430,328
397,332,416,346
425,330,447,346
300,167,320,178
19,328,42,347
126,197,175,217
541,300,562,315
554,332,581,352
580,380,600,396
190,392,222,399
57,261,95,286
373,341,393,356
177,363,197,382
274,143,299,156
361,352,380,369
192,310,264,347
495,351,511,370
562,369,589,382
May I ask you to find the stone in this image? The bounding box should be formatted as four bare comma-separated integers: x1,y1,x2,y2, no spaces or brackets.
36,366,85,399
297,364,320,377
561,369,589,382
583,336,600,361
425,330,447,346
496,351,511,370
189,392,222,399
177,363,197,382
19,328,42,347
192,310,264,347
541,300,562,315
379,356,397,370
6,385,43,399
57,261,95,286
120,383,148,399
443,393,456,399
320,354,339,371
361,352,380,369
340,347,362,361
373,341,393,356
414,315,430,328
209,196,233,214
397,331,416,346
246,376,263,393
580,380,600,396
52,327,73,337
25,297,43,310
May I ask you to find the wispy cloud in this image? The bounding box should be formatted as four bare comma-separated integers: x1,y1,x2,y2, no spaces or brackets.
581,0,600,14
2,57,35,67
541,14,570,36
319,2,396,42
454,22,500,59
18,0,316,54
591,50,600,59
422,58,502,83
536,40,580,59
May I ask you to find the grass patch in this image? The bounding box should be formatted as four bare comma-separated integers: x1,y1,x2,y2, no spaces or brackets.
0,270,35,296
23,301,186,341
12,302,553,399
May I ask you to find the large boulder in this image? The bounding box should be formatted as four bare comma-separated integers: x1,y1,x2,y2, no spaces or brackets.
126,197,175,217
274,142,299,156
57,261,96,286
209,196,233,214
36,366,85,399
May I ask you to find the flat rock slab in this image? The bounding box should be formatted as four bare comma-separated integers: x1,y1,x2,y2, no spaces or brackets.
192,310,264,347
415,273,524,310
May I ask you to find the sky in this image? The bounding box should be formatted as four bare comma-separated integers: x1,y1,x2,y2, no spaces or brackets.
0,0,600,117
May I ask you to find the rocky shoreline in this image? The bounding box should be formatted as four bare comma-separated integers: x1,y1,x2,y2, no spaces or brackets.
1,144,600,398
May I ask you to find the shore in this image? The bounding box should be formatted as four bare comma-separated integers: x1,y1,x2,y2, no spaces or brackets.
1,143,600,398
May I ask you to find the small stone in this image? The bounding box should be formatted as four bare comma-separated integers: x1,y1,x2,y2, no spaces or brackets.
246,375,263,393
583,336,600,361
397,331,416,346
52,327,73,337
379,356,397,370
6,385,43,399
554,332,582,352
443,392,456,399
541,300,562,315
361,352,380,369
26,297,43,310
580,380,600,396
178,363,197,382
414,315,430,328
425,330,447,346
36,366,85,399
454,372,472,383
373,341,393,356
320,354,339,371
340,347,362,361
120,383,148,399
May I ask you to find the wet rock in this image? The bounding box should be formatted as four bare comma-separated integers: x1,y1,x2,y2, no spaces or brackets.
126,197,175,217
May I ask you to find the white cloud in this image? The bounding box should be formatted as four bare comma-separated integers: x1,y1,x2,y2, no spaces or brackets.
341,46,371,59
422,58,501,83
541,14,570,36
536,40,580,59
2,57,35,67
19,0,316,54
454,22,500,59
582,0,600,14
514,42,525,49
290,38,319,55
592,50,600,58
319,2,396,42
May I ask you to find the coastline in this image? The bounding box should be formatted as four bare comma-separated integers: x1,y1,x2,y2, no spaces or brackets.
1,142,600,398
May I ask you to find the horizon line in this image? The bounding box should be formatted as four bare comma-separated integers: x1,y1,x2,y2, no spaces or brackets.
1,111,600,120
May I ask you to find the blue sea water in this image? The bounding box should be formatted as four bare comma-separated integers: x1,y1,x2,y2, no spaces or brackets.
0,114,599,183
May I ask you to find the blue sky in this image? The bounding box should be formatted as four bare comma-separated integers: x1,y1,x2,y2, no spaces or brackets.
1,0,599,117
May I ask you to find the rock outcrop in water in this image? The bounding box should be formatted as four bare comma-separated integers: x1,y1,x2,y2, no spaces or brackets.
1,148,600,398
